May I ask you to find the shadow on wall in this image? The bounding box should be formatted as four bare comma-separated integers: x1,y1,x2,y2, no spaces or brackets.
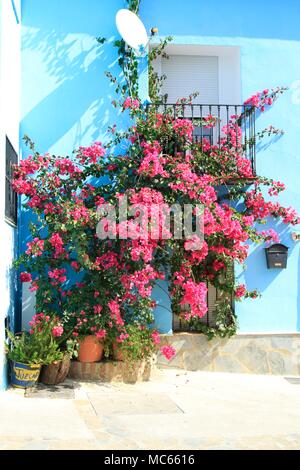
19,0,129,253
20,0,126,156
21,30,120,154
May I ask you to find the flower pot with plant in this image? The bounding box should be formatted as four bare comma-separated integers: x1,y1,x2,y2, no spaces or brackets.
112,324,158,365
39,354,71,385
35,315,77,385
77,335,104,363
63,309,107,363
6,322,63,389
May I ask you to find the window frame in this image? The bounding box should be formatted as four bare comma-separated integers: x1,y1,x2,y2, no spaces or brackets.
5,136,18,227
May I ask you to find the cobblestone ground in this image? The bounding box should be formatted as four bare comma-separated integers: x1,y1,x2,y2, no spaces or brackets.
1,369,300,450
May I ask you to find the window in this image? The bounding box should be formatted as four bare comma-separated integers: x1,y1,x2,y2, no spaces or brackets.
173,284,222,331
161,55,219,104
173,270,235,332
5,136,18,226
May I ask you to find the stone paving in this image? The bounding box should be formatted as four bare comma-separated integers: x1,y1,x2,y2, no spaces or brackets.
1,369,300,450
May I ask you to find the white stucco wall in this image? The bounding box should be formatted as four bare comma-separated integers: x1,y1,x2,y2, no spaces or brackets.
0,0,21,389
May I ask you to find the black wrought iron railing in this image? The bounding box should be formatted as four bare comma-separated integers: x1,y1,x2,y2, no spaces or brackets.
146,103,257,175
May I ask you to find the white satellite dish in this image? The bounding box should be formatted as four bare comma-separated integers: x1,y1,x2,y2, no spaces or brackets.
116,9,149,53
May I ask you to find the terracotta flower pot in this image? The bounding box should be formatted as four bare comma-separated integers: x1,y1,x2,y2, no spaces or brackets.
112,342,124,361
78,336,104,363
40,355,71,385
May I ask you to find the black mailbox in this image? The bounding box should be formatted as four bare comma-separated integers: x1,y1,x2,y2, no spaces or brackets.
265,243,289,269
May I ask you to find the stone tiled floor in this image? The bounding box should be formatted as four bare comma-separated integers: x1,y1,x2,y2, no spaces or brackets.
1,369,300,450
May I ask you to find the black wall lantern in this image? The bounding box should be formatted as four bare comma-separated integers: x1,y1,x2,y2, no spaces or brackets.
265,243,289,269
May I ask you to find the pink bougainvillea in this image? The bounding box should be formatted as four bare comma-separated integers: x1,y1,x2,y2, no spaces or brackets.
20,272,32,283
12,84,299,358
160,345,176,361
52,325,64,338
123,97,140,110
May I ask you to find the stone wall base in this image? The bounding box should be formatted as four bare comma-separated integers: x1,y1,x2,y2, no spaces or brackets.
68,359,156,384
158,333,300,376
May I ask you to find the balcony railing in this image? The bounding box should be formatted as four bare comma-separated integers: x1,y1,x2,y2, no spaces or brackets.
146,103,257,176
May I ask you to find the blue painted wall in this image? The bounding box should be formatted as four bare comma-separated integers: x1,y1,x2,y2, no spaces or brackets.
20,0,300,334
140,0,300,333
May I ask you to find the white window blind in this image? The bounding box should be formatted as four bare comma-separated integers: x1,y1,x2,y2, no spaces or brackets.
161,55,219,104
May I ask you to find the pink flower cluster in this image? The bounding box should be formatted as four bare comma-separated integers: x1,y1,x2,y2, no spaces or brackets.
245,190,300,225
94,305,103,315
169,165,217,204
204,206,248,248
222,121,243,150
69,202,90,223
95,252,119,270
260,229,280,245
245,190,273,219
29,312,50,328
172,119,194,140
151,331,160,346
123,97,140,110
160,345,176,361
268,181,285,197
108,300,124,326
54,158,81,176
96,329,107,339
121,266,164,299
116,333,130,343
78,142,106,164
26,238,44,257
49,233,65,258
235,284,247,299
20,272,32,283
202,114,219,129
173,268,208,320
138,141,169,178
48,268,67,284
52,325,64,338
244,89,273,112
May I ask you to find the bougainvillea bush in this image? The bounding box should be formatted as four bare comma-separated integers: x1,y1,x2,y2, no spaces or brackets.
13,0,300,360
13,81,299,361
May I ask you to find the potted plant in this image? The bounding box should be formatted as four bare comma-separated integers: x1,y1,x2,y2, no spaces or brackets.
62,310,107,363
6,322,63,389
34,314,74,385
112,324,158,365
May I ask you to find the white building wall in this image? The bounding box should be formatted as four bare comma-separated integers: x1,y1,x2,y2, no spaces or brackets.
0,0,21,389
